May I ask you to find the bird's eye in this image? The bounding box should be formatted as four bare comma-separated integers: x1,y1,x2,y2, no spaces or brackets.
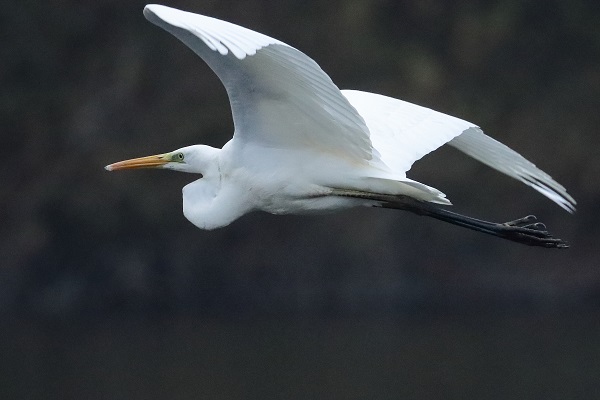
176,152,185,161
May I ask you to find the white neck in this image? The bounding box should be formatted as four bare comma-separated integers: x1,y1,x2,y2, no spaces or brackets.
182,179,251,230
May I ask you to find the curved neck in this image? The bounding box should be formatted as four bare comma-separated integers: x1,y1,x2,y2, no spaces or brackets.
182,179,251,230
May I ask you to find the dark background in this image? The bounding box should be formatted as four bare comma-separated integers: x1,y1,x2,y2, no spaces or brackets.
2,0,599,399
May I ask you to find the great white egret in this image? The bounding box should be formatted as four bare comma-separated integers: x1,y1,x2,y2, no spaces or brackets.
106,4,575,248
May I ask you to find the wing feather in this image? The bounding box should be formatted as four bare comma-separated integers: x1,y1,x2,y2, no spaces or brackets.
342,90,575,212
448,128,576,212
143,5,375,163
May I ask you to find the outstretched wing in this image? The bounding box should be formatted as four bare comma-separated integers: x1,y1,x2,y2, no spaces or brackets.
448,128,575,212
342,90,576,212
143,5,374,163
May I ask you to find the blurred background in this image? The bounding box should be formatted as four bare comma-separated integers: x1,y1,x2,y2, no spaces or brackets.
2,0,599,398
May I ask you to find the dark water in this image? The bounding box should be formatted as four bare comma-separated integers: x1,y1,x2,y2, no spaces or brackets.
1,312,599,400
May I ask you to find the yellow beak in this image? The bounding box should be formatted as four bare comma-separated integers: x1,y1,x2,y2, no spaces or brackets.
105,154,169,171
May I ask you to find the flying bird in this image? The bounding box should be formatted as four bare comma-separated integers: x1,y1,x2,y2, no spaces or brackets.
106,4,575,248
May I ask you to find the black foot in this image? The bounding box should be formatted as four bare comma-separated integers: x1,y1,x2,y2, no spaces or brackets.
498,215,568,248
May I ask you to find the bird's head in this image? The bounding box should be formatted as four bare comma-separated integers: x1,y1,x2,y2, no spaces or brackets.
105,145,219,175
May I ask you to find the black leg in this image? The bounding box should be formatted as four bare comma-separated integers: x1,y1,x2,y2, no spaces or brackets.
393,204,569,248
333,190,569,248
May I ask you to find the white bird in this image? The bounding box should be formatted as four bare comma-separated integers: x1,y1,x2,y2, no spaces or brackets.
106,4,575,248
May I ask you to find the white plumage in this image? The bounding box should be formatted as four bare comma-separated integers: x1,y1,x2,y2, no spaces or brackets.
106,5,575,248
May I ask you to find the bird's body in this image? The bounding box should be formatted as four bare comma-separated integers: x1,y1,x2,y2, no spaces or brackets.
180,141,380,229
106,4,575,247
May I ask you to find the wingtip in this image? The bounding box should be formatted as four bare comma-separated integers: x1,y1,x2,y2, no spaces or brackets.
143,4,158,18
143,4,169,21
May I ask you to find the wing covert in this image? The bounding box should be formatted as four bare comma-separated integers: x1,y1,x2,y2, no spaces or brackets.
342,90,473,173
